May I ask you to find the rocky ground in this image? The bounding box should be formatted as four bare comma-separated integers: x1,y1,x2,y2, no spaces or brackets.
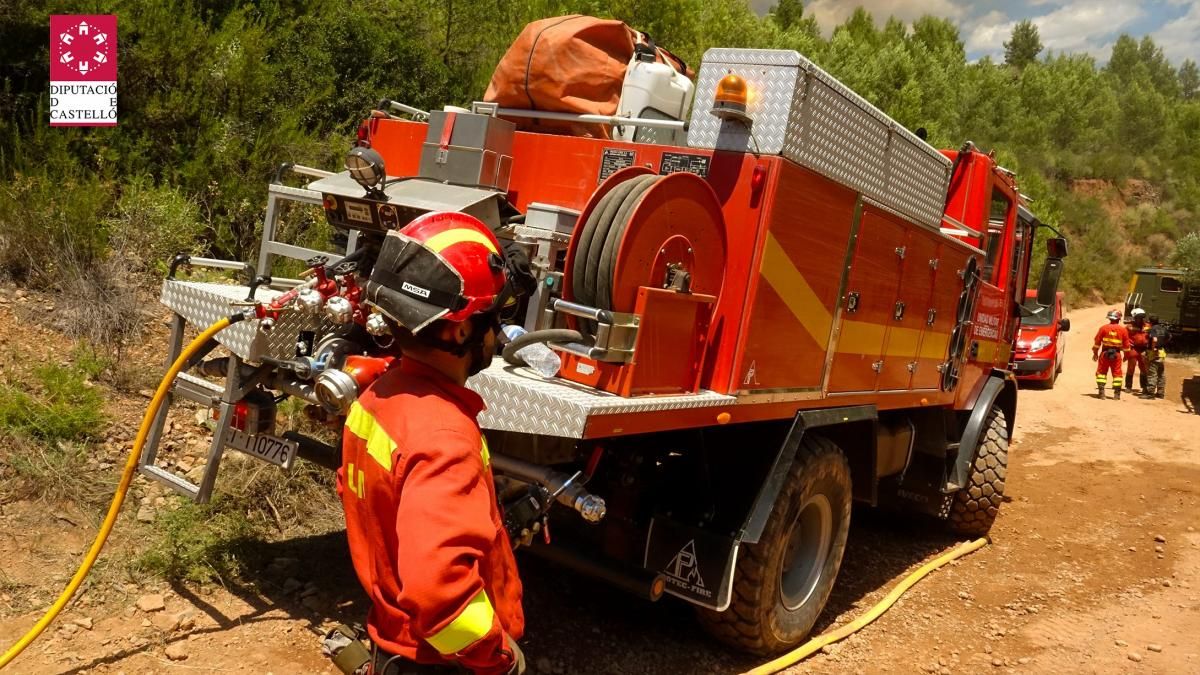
1,300,1198,674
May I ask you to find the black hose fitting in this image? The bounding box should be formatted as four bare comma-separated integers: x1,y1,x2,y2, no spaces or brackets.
167,253,191,279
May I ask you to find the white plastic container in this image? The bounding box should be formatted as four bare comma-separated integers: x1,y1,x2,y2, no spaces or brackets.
614,55,695,145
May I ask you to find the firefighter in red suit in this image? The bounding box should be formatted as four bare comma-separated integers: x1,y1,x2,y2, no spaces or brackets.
1125,308,1150,395
337,212,525,675
1092,309,1131,399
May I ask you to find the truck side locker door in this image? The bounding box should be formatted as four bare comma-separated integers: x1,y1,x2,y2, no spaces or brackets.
737,164,858,393
827,206,906,393
878,228,937,391
911,243,966,390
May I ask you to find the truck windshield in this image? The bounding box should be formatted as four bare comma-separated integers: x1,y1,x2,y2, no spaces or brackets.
1020,298,1053,326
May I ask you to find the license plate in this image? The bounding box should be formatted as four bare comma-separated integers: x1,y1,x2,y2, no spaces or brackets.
224,429,298,469
344,201,373,224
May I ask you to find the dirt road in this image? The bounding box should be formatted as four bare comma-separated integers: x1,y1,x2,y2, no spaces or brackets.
2,303,1199,674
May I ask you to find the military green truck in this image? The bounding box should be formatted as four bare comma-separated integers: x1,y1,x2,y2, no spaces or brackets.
1125,267,1200,346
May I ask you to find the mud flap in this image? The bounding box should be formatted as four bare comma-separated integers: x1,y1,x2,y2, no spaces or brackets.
643,516,738,611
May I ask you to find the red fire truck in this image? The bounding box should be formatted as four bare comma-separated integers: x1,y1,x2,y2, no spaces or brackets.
149,40,1065,654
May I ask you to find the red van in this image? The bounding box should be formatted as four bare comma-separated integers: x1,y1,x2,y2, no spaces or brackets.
1014,290,1069,386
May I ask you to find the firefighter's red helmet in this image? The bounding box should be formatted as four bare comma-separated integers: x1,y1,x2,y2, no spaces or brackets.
365,212,509,333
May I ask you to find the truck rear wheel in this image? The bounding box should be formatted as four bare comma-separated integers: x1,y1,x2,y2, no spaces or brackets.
948,407,1008,536
698,434,851,654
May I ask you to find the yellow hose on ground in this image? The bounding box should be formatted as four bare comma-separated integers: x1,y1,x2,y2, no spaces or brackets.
0,315,239,670
744,536,989,675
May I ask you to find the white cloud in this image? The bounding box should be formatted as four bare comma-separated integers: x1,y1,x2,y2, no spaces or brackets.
1153,0,1200,63
748,0,1197,66
965,0,1144,61
801,0,967,35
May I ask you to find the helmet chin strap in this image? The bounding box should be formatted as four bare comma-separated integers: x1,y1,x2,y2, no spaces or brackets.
466,312,499,376
426,312,499,371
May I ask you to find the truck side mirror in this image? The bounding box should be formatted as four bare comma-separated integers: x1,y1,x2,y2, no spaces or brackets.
1058,318,1071,332
1035,237,1068,307
1035,257,1064,307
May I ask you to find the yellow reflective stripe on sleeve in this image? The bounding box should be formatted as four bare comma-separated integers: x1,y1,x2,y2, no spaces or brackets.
344,401,396,471
479,435,491,468
424,228,499,255
426,590,495,655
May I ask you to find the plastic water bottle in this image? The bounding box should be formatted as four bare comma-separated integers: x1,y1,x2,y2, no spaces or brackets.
501,325,562,378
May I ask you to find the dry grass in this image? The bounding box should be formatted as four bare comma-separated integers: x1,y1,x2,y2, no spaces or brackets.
54,255,147,349
0,435,117,507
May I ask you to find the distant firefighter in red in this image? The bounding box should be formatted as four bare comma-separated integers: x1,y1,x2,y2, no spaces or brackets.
1092,309,1130,399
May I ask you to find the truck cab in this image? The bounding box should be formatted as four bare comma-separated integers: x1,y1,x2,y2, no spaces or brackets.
1126,267,1200,344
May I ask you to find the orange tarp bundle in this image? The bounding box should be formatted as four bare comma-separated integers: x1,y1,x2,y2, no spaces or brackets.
484,15,688,138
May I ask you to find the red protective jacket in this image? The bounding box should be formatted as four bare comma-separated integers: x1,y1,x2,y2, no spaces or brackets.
1128,322,1151,351
1093,323,1130,353
337,358,524,674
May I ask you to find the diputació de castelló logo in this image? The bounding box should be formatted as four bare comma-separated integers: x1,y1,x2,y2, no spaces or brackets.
49,15,118,126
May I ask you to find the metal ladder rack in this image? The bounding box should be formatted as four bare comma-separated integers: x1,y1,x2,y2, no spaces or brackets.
139,163,344,502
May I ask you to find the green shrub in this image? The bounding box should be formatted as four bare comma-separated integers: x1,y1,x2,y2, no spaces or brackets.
136,499,257,584
1172,232,1200,284
71,343,113,381
0,171,113,285
0,355,112,504
0,362,106,442
135,459,341,583
105,179,206,276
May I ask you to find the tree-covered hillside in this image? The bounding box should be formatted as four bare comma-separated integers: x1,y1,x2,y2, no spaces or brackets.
2,0,1198,312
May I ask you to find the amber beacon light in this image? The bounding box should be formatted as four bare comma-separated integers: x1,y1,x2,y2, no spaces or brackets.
710,72,751,124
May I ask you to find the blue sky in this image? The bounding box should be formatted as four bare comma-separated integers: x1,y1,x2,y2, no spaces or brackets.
748,0,1200,65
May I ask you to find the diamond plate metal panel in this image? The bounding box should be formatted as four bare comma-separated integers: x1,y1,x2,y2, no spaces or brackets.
160,280,320,362
786,76,890,199
687,48,951,229
700,48,804,67
886,135,949,227
469,363,734,439
687,49,801,154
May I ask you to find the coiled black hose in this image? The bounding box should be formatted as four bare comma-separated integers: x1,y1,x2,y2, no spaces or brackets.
502,329,583,367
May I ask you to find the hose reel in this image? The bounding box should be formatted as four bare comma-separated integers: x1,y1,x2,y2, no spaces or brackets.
511,168,727,392
563,167,728,336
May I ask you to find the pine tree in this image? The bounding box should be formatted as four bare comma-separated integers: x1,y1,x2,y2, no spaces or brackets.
1106,35,1140,84
1137,36,1179,97
770,0,803,31
1003,19,1042,70
1180,60,1199,100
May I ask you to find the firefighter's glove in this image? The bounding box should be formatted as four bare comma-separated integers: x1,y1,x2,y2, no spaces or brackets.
321,624,371,675
502,485,547,549
503,243,538,300
1092,350,1098,362
505,634,526,675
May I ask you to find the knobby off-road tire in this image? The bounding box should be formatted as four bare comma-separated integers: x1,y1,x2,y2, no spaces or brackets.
948,407,1009,536
697,435,851,655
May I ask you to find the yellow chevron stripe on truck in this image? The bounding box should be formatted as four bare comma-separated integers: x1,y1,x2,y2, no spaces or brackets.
760,233,952,361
